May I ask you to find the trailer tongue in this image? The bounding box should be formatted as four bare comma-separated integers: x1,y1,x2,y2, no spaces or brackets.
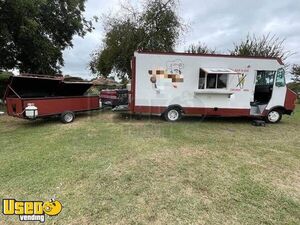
4,74,100,123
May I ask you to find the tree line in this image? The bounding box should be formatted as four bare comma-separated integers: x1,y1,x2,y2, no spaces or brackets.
0,0,299,83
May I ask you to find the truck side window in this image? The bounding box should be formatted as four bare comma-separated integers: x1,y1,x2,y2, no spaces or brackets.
275,68,286,87
256,71,275,85
207,75,217,88
199,70,228,89
207,74,227,89
199,69,205,89
217,74,227,88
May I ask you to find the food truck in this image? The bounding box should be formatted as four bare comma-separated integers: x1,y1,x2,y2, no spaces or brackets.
4,74,100,123
125,51,297,123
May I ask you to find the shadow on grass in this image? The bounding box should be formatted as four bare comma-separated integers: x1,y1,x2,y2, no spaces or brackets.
12,110,104,128
2,108,269,128
115,112,256,125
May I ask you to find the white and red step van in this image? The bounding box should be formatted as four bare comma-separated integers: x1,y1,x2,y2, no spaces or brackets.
103,51,298,123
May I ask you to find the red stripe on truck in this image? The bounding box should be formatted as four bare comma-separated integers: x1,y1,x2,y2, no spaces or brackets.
134,106,250,117
130,57,136,113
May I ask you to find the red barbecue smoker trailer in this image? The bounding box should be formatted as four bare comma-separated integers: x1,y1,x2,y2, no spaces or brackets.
4,74,100,123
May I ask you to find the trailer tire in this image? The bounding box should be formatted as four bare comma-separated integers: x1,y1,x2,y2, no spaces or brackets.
266,109,282,123
164,107,182,122
61,111,75,123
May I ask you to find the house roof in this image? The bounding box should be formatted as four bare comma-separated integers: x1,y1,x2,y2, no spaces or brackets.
92,77,121,86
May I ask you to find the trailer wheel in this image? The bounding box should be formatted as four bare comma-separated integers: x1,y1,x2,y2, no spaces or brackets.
61,111,75,123
164,107,182,122
266,109,282,123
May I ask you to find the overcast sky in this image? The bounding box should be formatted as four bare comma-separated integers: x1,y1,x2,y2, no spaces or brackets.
62,0,300,79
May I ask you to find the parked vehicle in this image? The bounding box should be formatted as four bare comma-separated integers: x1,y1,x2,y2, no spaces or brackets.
100,89,128,108
123,51,297,123
4,74,100,123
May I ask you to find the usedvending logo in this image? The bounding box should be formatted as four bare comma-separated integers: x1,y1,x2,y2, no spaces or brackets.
2,199,62,223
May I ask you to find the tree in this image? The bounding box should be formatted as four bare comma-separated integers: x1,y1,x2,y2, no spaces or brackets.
90,19,142,78
185,42,216,54
291,64,300,82
230,34,292,63
90,0,184,80
0,0,93,74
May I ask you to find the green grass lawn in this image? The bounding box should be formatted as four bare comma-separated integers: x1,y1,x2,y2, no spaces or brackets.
0,106,299,224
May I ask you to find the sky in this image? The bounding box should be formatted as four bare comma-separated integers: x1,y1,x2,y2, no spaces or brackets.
62,0,300,79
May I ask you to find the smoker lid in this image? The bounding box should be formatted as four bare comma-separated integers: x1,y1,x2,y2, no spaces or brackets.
5,75,93,98
55,82,93,97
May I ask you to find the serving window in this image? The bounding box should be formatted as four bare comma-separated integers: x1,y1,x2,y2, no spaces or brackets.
198,68,229,89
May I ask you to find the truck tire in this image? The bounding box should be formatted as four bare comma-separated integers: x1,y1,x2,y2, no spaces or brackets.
266,109,282,123
61,111,75,123
164,107,182,122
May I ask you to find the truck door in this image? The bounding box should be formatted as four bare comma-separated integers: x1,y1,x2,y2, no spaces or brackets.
253,70,276,105
265,68,287,111
251,70,276,115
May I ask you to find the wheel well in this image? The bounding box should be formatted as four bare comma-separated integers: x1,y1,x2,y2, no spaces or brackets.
269,106,286,114
165,105,183,113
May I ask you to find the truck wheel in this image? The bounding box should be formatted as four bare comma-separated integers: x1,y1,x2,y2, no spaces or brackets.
266,109,282,123
164,107,182,122
61,111,75,123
